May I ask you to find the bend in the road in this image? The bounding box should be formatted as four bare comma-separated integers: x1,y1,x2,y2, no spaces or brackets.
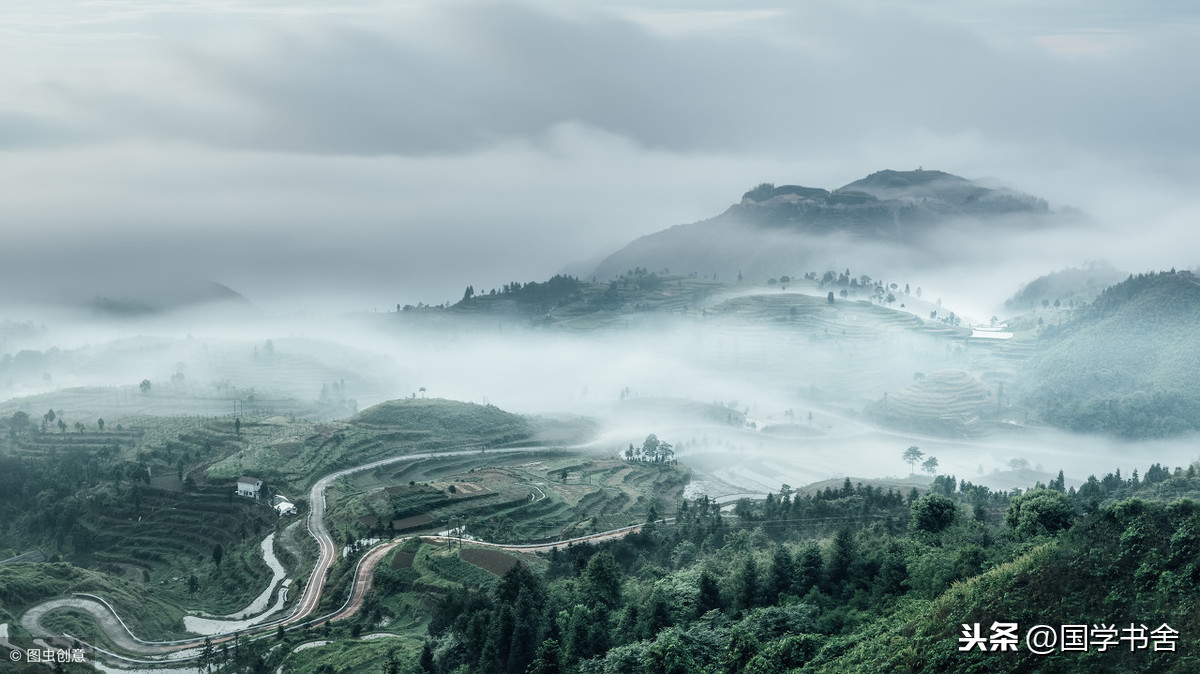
21,443,642,665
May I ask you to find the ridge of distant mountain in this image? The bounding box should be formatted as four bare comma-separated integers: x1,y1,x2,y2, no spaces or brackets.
743,169,1049,231
591,169,1056,282
0,270,257,318
88,280,255,317
84,279,258,319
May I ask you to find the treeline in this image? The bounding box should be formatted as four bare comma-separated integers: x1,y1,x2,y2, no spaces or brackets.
385,461,1200,674
398,275,585,314
412,479,970,673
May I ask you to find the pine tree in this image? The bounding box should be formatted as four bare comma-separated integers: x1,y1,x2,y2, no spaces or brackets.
507,589,539,674
528,639,564,674
826,528,856,591
581,552,622,611
767,545,795,604
697,568,722,616
736,555,759,612
416,643,432,673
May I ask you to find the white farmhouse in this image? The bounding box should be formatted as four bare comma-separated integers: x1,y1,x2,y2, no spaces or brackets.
236,476,263,499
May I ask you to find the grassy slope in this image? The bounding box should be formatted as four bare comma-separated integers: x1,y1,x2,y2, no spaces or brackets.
209,398,538,495
351,398,532,447
0,562,185,639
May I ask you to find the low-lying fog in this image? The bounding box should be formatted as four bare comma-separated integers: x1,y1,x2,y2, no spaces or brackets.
2,0,1199,502
3,299,1195,499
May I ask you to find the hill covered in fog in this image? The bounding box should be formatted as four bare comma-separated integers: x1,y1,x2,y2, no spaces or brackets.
88,280,256,317
0,273,257,318
591,169,1057,283
1020,269,1200,437
1005,262,1127,311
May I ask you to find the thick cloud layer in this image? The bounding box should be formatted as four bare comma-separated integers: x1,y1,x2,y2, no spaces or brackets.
1,1,1198,311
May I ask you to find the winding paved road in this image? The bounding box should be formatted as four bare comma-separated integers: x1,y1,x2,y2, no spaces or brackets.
20,444,641,666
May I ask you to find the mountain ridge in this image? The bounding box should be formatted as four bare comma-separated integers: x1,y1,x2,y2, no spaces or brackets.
591,169,1057,282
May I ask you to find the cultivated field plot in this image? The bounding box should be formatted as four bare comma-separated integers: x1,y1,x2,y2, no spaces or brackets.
459,548,518,576
363,540,543,642
328,451,688,545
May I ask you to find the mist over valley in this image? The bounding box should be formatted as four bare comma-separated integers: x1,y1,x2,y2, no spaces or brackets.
3,169,1196,502
3,2,1200,672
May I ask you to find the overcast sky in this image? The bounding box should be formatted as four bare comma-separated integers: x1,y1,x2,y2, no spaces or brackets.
2,0,1198,312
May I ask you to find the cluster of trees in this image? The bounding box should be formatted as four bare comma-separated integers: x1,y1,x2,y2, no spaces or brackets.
446,275,585,312
318,379,358,414
620,269,665,292
377,457,1200,674
624,434,675,464
808,269,917,306
927,309,962,326
0,420,153,558
901,446,939,476
412,477,942,673
0,410,261,569
6,409,109,440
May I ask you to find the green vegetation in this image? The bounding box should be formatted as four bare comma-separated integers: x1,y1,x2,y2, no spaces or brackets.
209,398,547,495
407,271,727,330
460,548,518,576
0,412,284,629
287,460,1200,674
0,562,185,639
0,397,590,652
437,274,585,317
351,398,532,447
1021,270,1200,437
326,451,689,547
284,639,423,674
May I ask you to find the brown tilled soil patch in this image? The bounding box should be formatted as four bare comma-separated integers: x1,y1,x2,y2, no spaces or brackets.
460,548,518,576
391,514,434,532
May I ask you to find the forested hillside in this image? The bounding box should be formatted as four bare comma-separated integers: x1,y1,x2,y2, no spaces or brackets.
394,462,1200,674
1005,263,1127,311
1020,270,1200,437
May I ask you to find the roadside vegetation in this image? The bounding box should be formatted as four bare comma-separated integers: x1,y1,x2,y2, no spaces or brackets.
325,450,688,550
374,460,1200,674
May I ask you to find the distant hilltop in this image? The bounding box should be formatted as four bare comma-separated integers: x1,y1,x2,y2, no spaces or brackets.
737,169,1049,233
591,169,1060,283
0,274,257,318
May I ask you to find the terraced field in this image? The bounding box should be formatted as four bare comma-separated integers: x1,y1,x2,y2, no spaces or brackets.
884,370,992,420
8,427,144,460
328,452,687,548
87,484,277,595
